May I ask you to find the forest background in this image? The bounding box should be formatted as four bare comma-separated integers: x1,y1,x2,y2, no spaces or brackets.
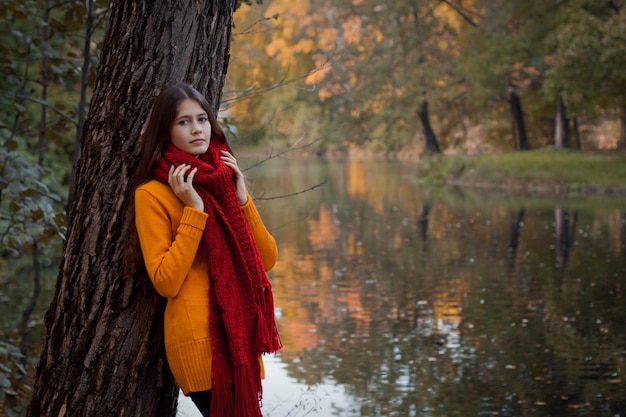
0,0,625,415
227,0,625,157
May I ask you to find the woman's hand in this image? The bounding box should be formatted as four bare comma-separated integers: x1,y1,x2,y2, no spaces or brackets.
220,150,248,205
168,164,204,211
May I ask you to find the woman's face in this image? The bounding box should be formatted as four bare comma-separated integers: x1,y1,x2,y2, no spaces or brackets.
169,98,211,157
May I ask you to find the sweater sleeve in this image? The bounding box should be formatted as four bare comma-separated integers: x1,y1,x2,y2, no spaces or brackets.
135,188,208,298
240,193,278,271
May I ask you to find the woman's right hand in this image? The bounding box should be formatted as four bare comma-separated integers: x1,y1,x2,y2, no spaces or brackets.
168,164,204,211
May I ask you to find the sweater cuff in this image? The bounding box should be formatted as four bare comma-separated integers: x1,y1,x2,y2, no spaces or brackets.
179,207,208,238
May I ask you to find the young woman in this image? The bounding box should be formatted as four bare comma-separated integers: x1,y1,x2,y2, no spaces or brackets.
124,83,282,417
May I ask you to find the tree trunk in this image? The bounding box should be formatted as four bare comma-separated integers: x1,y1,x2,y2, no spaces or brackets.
417,101,441,153
618,104,626,150
554,99,569,148
508,87,529,150
27,2,237,416
572,117,581,150
621,211,626,258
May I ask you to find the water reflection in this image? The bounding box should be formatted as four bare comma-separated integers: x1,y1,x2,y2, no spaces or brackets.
243,157,626,417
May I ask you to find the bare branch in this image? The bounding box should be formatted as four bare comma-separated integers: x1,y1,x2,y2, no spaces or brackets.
242,137,327,201
222,45,341,106
233,16,278,37
8,93,77,126
242,136,320,172
255,178,326,201
439,0,478,27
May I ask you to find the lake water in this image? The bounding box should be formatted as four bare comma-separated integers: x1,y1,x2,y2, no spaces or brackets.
2,157,626,417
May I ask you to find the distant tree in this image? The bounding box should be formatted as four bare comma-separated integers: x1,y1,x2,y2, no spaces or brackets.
544,1,626,148
26,1,238,416
457,0,569,150
554,98,569,149
509,86,530,150
324,0,463,153
417,101,441,153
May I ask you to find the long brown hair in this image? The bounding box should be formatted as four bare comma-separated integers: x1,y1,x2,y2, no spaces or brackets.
122,83,229,277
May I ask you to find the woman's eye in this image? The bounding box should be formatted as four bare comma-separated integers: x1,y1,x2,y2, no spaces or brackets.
198,117,208,123
178,120,189,125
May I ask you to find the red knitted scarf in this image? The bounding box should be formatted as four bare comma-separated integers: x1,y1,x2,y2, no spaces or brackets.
153,139,282,417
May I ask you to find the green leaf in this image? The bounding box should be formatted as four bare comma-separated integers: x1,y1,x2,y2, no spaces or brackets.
29,207,44,221
0,374,10,388
8,200,21,212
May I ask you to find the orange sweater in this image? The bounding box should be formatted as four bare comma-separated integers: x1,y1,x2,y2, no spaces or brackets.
135,180,277,394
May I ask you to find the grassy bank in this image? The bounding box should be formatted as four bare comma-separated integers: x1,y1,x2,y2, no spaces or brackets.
416,147,626,197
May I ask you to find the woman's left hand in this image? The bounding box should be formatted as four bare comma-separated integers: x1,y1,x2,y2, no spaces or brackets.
220,150,248,205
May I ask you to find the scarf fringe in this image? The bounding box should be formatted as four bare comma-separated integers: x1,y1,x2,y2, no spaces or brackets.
256,286,283,354
211,356,263,417
210,357,234,416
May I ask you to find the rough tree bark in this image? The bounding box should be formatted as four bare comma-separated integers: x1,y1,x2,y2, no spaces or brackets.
27,1,237,416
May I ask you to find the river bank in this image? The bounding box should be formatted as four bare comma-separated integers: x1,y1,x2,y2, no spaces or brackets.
240,145,626,198
414,147,626,198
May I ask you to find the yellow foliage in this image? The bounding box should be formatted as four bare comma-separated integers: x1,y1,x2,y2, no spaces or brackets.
305,63,332,85
434,1,464,32
265,0,325,67
342,15,362,45
372,27,384,43
317,87,335,101
316,27,340,52
345,72,356,88
317,81,346,102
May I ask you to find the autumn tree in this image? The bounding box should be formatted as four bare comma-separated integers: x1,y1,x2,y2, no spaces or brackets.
318,0,464,153
226,0,625,154
237,0,465,154
456,0,555,150
27,1,238,416
227,0,338,149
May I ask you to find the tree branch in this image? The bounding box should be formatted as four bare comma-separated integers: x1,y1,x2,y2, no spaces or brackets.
242,136,320,171
439,0,478,27
8,93,77,126
255,178,326,201
242,138,327,201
